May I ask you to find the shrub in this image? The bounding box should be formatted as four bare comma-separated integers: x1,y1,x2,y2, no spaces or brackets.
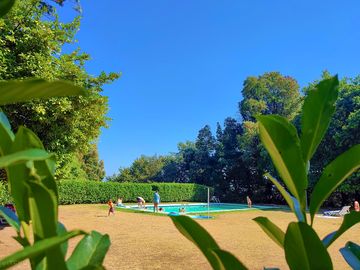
0,181,11,205
58,180,211,204
1,180,211,205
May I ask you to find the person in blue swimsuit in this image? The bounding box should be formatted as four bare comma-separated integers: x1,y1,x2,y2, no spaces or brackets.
153,191,160,212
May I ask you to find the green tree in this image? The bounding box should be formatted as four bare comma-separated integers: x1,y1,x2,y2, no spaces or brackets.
214,118,244,200
237,72,302,202
176,141,197,183
109,155,166,183
239,72,301,121
193,125,217,186
0,0,120,179
81,144,106,181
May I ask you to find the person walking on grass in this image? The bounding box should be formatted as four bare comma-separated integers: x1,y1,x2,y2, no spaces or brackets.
108,199,115,216
246,196,252,208
153,190,160,212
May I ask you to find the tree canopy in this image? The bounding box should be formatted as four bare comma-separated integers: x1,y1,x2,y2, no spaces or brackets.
0,0,119,180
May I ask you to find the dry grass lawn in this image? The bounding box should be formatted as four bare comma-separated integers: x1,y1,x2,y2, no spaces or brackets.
1,204,359,269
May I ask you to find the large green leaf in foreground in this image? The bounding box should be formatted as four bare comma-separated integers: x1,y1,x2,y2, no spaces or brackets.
257,115,307,205
211,249,248,270
171,215,247,270
0,149,52,168
0,111,14,156
0,230,85,270
264,173,305,222
323,212,360,247
300,76,339,163
0,0,15,18
66,231,110,270
253,217,285,248
340,242,360,270
284,222,333,270
0,79,85,105
0,206,20,232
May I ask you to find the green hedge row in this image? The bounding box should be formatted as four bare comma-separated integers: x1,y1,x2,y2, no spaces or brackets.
0,180,212,205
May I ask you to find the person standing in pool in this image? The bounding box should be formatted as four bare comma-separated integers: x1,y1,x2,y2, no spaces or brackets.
153,190,160,212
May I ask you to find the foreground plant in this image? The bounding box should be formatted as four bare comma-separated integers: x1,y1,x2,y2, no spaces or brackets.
0,2,110,269
171,75,360,269
0,80,111,269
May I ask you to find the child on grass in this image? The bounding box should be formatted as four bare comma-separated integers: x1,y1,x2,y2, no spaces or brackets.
108,199,115,216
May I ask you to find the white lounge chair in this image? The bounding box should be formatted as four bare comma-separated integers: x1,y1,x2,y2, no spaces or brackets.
211,196,220,203
323,206,350,216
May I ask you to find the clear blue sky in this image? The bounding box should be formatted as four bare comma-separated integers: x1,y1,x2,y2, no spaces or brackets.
60,1,360,176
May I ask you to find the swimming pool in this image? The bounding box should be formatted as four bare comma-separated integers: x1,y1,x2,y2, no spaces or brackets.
126,203,276,214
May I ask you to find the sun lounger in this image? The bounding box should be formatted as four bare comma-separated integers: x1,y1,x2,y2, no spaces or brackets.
323,206,350,216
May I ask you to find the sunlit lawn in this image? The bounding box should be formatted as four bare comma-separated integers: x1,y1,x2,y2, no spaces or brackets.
1,204,358,269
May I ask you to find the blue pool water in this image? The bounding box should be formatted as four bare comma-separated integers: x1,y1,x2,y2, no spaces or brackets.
127,203,274,213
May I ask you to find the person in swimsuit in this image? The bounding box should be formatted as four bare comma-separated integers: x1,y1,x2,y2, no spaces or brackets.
137,197,146,208
246,196,252,208
153,191,160,212
108,199,115,216
117,197,123,207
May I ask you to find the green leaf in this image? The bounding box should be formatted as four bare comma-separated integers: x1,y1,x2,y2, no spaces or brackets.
27,180,67,269
0,0,15,18
340,241,360,270
11,126,59,199
66,231,110,270
0,110,12,135
323,212,360,247
13,236,30,248
0,206,20,232
264,173,305,222
211,249,248,270
309,145,360,224
0,149,53,168
6,166,30,224
12,126,44,151
0,111,14,155
284,222,333,270
170,215,221,270
253,217,285,248
6,127,54,223
27,181,57,240
300,76,339,162
257,115,307,208
0,230,85,270
0,79,86,105
57,223,68,257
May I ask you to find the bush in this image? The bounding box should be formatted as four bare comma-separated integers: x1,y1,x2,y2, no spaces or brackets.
58,181,211,204
1,180,211,205
0,181,11,205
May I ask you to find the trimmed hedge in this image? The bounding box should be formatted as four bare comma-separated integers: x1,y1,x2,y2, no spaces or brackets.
58,181,211,204
0,180,212,205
